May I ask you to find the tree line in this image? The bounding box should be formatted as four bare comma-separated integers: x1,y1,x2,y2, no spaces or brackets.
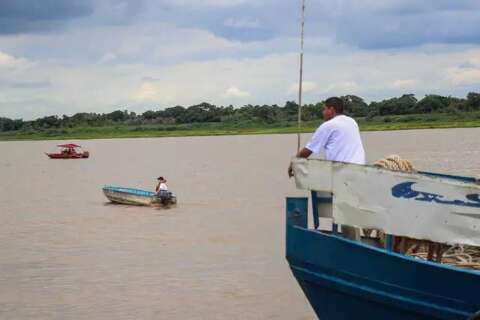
1,92,479,132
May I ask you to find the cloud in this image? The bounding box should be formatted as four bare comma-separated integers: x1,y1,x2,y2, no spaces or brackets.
224,86,250,98
157,0,480,47
390,79,419,89
458,62,476,69
162,0,249,8
2,1,480,49
0,0,93,20
315,1,480,49
0,80,52,89
0,21,242,66
133,82,159,101
446,67,480,86
0,0,94,35
288,81,317,94
3,46,480,119
132,81,179,104
99,53,117,64
322,82,360,96
0,51,28,69
1,1,480,120
224,17,260,29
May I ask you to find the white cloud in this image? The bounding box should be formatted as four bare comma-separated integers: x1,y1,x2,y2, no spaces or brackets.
446,67,480,86
224,17,260,29
390,79,419,89
99,52,117,63
1,16,480,120
288,81,317,94
149,26,241,61
224,86,250,98
162,0,249,7
321,81,360,96
132,81,179,104
0,51,27,69
133,82,160,101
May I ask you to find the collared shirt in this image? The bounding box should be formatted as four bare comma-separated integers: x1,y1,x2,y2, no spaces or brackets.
305,115,365,164
159,183,168,191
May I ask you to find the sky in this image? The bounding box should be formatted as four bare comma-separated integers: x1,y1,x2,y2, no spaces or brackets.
0,0,480,120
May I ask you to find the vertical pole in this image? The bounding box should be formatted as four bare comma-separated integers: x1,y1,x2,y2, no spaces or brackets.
311,191,319,230
385,234,394,252
297,0,306,152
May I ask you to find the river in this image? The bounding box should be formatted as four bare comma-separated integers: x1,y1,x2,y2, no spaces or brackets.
1,128,479,319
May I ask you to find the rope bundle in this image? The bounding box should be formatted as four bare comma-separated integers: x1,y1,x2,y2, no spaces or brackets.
374,155,416,173
410,244,480,270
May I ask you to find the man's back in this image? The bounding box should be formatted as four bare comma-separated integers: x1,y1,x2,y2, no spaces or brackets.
305,115,365,164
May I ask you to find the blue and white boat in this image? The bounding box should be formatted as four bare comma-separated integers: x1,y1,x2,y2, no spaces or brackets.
103,186,177,206
287,159,480,320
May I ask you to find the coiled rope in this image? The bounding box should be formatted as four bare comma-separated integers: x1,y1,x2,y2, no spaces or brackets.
374,155,416,173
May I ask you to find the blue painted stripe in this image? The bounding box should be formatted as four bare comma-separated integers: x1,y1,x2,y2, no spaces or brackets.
103,186,155,197
419,171,478,183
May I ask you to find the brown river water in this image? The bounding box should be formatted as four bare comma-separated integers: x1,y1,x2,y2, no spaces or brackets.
1,128,479,319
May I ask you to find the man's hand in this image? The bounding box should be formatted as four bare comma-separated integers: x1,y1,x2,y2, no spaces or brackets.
297,147,313,158
289,148,312,178
288,162,294,178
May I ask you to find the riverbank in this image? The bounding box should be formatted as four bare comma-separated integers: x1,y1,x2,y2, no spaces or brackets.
1,112,480,141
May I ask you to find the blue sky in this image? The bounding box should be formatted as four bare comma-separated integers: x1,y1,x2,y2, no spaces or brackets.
1,0,480,119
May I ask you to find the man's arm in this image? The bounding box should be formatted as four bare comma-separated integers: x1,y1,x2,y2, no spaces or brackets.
288,147,313,177
296,147,312,158
288,122,331,177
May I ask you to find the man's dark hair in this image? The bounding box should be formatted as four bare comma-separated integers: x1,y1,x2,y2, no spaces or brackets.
325,97,344,114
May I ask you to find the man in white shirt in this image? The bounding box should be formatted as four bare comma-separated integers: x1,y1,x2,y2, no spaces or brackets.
288,97,365,240
155,176,168,192
288,97,365,177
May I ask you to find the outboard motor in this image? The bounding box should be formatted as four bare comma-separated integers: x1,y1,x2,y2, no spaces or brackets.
155,190,174,205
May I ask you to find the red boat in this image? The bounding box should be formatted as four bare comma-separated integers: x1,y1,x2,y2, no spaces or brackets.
46,144,90,159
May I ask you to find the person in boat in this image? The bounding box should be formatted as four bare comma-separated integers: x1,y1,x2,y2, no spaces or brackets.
155,176,168,193
288,96,365,240
288,96,365,177
155,176,173,205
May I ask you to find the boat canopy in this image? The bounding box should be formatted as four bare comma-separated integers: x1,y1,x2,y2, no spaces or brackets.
57,143,81,148
292,158,480,246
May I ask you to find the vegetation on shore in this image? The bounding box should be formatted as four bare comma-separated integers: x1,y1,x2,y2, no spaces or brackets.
1,111,480,141
1,93,479,141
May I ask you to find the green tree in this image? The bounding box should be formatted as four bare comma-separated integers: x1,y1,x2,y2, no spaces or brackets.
416,95,448,113
341,95,369,116
467,92,480,110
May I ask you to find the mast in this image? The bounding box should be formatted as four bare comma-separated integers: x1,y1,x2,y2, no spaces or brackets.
297,0,306,152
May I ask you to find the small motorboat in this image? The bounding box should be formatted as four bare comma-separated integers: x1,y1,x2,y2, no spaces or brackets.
46,144,89,159
102,186,177,206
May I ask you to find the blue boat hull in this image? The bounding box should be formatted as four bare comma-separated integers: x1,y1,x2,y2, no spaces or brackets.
102,186,177,206
286,197,480,320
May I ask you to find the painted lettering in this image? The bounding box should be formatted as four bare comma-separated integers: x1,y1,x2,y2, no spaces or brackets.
392,182,480,208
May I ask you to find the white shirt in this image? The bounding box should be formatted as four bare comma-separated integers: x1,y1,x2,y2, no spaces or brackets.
305,115,365,164
159,183,168,191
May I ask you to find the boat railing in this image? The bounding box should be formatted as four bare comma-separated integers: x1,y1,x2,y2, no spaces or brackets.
291,158,480,269
292,158,480,246
309,190,395,251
